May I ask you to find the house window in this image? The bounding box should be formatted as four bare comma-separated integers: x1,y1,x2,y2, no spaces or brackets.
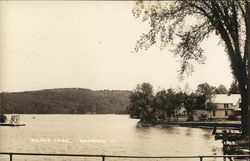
224,104,229,108
225,111,228,116
213,111,216,116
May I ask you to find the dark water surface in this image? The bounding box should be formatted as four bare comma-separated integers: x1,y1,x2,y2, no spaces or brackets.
0,115,225,161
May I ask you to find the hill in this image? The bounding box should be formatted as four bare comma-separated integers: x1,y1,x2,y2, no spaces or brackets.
0,88,132,114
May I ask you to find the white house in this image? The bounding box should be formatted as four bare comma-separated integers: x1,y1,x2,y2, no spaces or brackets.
208,94,241,119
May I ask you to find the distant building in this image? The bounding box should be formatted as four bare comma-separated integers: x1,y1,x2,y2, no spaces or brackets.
175,104,187,116
208,94,241,119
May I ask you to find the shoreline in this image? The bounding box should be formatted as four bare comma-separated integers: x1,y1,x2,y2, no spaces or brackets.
144,120,241,129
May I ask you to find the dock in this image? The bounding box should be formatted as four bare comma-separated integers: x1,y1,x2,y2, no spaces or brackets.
0,124,26,126
0,115,25,126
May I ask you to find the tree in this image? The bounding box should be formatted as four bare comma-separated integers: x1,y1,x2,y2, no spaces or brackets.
207,102,217,119
133,0,249,135
229,79,241,94
0,114,7,123
183,92,198,113
194,95,206,110
196,83,216,102
163,89,179,119
153,89,169,119
153,89,182,120
215,84,228,94
128,83,155,122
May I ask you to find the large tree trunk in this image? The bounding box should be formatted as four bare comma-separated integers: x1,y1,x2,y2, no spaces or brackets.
248,43,250,136
239,85,249,136
248,53,250,136
224,1,250,136
248,1,250,135
242,0,250,136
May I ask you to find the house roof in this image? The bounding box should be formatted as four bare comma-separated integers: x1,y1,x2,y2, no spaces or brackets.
212,94,241,106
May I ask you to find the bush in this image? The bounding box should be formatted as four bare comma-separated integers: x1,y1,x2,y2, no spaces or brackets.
0,114,7,123
187,115,194,121
198,113,208,121
228,114,239,121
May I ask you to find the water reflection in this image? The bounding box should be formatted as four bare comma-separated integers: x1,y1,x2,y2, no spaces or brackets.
184,127,192,136
203,133,212,140
0,115,225,161
212,146,219,155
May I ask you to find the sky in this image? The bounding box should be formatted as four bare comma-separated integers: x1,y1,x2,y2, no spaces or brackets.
0,1,233,92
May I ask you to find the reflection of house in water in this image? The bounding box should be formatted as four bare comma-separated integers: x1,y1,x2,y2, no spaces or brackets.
208,94,241,119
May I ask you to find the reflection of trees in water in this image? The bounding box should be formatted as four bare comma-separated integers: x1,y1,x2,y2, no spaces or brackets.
134,125,152,133
212,146,219,155
203,133,212,140
161,126,179,135
184,127,192,137
153,124,177,134
200,128,213,140
135,125,180,135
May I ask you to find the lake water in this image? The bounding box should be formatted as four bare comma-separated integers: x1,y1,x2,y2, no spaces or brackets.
0,114,225,161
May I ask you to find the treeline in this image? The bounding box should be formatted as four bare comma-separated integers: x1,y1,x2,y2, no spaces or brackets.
0,88,132,114
128,81,240,123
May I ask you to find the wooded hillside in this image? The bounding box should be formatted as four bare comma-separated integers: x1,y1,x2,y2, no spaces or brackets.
0,88,132,114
